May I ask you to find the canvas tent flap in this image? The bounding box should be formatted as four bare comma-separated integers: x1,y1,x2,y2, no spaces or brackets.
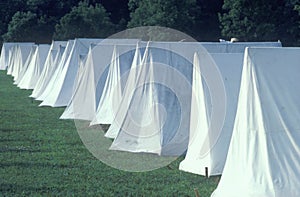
39,38,102,107
5,42,34,74
11,45,33,80
179,43,282,177
60,39,139,120
108,41,211,156
6,45,18,75
110,49,162,154
14,45,37,85
212,47,300,197
87,46,122,123
179,52,244,176
108,41,280,156
0,43,16,70
59,44,101,120
104,42,145,137
12,46,27,80
18,44,50,89
10,46,22,78
89,42,141,124
36,40,74,101
30,41,67,98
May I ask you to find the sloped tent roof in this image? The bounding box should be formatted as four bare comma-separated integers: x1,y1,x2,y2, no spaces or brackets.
71,52,91,94
179,42,282,177
179,52,244,176
103,41,144,131
18,44,50,89
6,43,35,76
36,40,74,101
39,38,102,107
11,45,25,80
11,44,35,81
105,41,282,156
10,45,23,78
10,45,24,79
103,42,145,135
30,41,67,98
6,45,18,75
107,42,213,156
60,39,139,121
104,41,281,133
14,45,37,85
90,42,144,125
212,47,300,197
76,54,88,80
0,43,15,70
179,44,283,177
200,41,281,53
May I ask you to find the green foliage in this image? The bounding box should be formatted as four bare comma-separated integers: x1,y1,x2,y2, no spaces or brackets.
293,2,300,43
0,0,28,41
219,0,280,41
100,0,130,25
0,0,83,43
127,0,197,34
2,11,55,43
0,0,300,48
219,0,300,45
296,4,300,13
54,1,115,40
190,0,223,41
26,0,81,19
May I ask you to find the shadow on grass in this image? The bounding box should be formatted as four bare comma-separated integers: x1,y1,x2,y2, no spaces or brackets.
0,161,73,169
0,139,14,143
0,183,60,194
0,129,25,132
0,147,42,153
0,138,44,143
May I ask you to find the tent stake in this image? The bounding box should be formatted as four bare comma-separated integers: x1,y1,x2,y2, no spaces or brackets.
194,188,200,197
205,167,208,178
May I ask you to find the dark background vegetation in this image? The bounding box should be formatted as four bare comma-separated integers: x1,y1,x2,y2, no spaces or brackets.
0,0,300,46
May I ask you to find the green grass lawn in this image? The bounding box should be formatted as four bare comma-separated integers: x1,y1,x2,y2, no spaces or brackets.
0,70,219,196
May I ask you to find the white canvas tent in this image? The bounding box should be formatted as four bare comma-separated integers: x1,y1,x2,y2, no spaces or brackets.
18,44,50,89
6,43,34,76
106,41,282,156
6,45,18,75
107,41,209,156
89,42,143,124
70,52,90,95
36,40,74,101
11,44,35,80
201,41,281,53
14,45,37,85
179,42,282,176
212,47,300,197
76,54,88,80
30,41,67,98
11,45,25,79
60,39,139,120
39,38,102,107
0,43,15,70
179,52,244,176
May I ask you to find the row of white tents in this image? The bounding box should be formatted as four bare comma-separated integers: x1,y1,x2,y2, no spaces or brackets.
1,39,300,196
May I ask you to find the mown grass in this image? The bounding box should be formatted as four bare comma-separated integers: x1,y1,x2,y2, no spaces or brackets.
0,70,219,196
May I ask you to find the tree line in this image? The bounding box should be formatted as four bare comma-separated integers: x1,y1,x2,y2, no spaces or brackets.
1,0,299,46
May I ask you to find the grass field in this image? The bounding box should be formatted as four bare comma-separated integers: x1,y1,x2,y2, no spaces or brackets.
0,70,219,196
